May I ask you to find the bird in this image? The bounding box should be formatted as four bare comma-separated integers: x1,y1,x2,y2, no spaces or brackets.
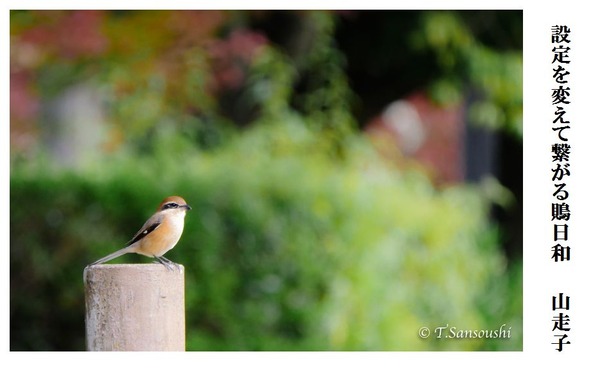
89,196,191,271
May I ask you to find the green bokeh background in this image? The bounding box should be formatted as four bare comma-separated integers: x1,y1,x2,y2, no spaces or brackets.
10,10,522,351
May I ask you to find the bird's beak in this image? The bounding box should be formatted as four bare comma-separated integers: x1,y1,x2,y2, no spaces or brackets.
183,204,192,211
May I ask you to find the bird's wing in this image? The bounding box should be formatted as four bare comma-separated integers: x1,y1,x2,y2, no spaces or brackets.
126,213,163,247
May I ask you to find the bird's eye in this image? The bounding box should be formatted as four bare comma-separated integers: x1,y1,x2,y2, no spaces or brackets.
162,202,178,210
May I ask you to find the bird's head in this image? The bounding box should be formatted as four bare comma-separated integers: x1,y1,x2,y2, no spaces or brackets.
158,196,192,213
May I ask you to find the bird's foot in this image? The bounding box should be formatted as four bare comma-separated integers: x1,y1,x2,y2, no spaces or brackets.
154,256,182,272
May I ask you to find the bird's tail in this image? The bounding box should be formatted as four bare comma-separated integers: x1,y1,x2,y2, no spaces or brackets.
89,246,134,266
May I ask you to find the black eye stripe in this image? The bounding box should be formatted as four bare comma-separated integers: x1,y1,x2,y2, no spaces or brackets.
162,202,179,210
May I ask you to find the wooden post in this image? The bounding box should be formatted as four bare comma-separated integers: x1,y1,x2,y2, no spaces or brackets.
84,264,185,351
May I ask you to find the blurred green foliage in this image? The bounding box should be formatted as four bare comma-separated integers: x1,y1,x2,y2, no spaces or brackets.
11,116,521,351
10,10,522,351
336,11,522,136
